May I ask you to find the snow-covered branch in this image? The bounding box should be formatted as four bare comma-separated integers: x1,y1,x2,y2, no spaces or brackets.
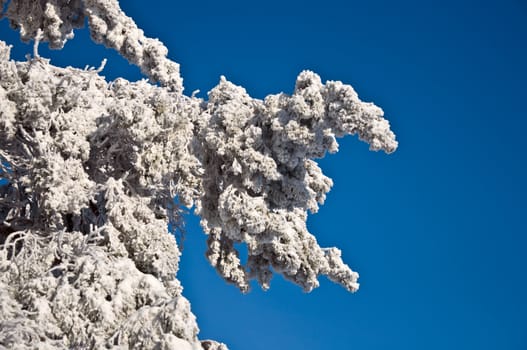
0,0,397,348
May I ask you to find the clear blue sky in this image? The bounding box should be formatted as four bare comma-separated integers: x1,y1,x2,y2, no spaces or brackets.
1,1,526,349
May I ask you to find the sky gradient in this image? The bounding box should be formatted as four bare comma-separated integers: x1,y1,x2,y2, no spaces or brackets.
1,1,526,349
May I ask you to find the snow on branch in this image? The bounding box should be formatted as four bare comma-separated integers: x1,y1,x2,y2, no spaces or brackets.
0,0,397,348
197,72,396,292
2,0,183,91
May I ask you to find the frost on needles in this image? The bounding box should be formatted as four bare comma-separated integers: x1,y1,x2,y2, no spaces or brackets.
0,0,398,349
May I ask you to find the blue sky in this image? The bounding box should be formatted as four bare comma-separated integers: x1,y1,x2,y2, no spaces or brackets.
1,0,526,349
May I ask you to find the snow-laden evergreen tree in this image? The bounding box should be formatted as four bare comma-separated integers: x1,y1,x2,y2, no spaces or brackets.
0,0,397,348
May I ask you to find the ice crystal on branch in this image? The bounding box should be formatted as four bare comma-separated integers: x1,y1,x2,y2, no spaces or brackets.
0,0,397,348
197,73,396,292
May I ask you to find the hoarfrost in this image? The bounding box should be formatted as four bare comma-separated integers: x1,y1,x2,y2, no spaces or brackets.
0,0,397,349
